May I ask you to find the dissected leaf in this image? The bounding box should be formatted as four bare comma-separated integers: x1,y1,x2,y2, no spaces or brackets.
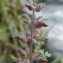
45,52,52,57
41,50,52,58
33,38,44,45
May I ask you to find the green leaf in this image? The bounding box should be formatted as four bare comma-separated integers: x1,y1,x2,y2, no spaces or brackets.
30,0,38,4
33,39,37,43
45,52,52,57
41,50,52,58
45,51,48,55
34,38,45,46
52,54,63,63
19,32,22,34
33,0,38,3
20,17,23,20
37,42,40,45
37,3,45,6
14,32,22,35
41,49,45,54
30,0,33,4
42,17,49,21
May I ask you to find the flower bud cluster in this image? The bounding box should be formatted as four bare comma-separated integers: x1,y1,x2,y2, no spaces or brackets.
11,1,48,63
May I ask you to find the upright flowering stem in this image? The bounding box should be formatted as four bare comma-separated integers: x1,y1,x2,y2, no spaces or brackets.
30,2,35,63
12,1,51,63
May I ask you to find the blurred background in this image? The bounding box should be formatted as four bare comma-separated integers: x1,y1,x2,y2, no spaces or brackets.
0,0,63,63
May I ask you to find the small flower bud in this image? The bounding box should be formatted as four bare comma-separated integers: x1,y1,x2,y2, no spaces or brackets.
34,21,48,28
14,34,28,43
21,14,30,20
25,4,34,11
26,32,31,37
21,14,31,24
34,50,42,58
17,48,27,59
41,22,48,27
33,28,42,38
34,4,44,12
25,32,33,41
